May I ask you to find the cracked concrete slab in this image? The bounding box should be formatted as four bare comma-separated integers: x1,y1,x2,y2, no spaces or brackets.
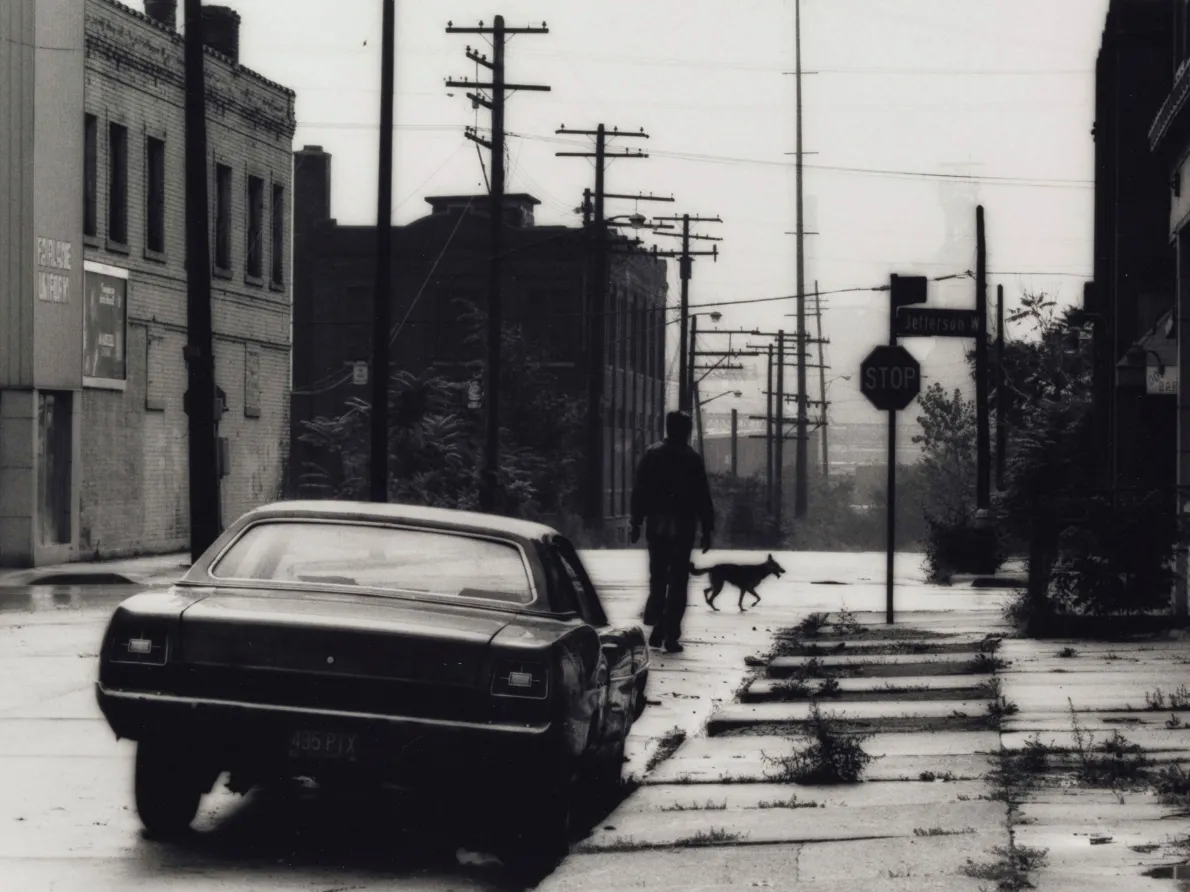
707,698,991,735
744,674,991,702
768,653,991,678
795,830,1004,882
612,779,994,812
579,800,1004,850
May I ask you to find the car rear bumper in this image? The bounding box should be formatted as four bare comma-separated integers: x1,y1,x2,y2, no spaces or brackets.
96,682,559,784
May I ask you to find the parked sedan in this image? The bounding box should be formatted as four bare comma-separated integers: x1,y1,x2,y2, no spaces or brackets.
95,500,650,855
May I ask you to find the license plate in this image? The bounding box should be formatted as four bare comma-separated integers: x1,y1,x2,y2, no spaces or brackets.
287,729,359,762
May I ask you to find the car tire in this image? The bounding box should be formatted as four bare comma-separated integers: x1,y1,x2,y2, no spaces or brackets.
134,741,203,839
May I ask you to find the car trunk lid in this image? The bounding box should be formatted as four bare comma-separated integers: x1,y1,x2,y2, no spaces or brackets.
179,589,512,691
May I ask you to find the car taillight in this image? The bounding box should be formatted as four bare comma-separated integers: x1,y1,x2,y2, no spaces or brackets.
109,626,170,666
491,660,549,699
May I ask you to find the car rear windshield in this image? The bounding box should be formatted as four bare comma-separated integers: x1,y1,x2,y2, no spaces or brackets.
211,521,535,605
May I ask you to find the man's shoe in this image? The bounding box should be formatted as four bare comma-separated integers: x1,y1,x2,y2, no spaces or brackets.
648,627,664,648
663,640,684,654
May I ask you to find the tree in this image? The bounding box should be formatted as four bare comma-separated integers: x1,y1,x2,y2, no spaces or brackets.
297,300,586,533
913,383,1000,579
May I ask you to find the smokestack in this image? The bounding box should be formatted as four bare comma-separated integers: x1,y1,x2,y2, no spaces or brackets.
200,6,241,64
144,0,177,30
294,146,332,239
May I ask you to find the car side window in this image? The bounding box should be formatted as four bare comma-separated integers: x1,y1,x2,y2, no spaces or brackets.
538,542,581,615
554,538,608,627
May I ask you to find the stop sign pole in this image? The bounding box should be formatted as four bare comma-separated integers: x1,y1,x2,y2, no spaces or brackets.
860,274,926,624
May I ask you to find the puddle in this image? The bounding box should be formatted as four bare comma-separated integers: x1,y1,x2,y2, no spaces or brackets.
1144,863,1190,884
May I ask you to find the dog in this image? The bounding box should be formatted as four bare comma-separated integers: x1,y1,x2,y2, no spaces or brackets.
690,554,786,612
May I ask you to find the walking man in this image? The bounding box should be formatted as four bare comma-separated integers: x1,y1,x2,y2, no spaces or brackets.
629,410,715,653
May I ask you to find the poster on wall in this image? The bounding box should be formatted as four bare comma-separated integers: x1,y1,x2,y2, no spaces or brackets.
82,261,128,389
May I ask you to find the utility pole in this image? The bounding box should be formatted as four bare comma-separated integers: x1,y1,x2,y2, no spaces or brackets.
975,205,990,510
555,125,650,530
689,313,699,425
182,0,221,561
651,214,723,411
731,407,738,478
776,330,786,531
793,0,809,520
814,281,828,477
766,343,775,517
446,16,550,513
996,283,1006,491
369,0,395,504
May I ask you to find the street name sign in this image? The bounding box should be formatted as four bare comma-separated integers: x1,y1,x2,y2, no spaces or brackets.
896,307,979,338
860,345,921,412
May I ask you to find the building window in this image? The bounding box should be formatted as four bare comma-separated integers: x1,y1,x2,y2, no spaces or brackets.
84,115,98,238
271,183,285,286
214,163,232,272
107,123,128,247
145,137,166,256
246,175,264,280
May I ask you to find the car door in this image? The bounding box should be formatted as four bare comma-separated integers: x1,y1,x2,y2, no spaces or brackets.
552,537,649,740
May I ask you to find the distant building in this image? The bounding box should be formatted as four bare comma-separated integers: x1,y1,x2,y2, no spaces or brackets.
1148,0,1190,613
0,0,295,566
291,147,668,543
1090,0,1176,500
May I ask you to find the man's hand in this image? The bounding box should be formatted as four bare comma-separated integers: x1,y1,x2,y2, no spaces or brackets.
630,523,641,544
701,530,712,554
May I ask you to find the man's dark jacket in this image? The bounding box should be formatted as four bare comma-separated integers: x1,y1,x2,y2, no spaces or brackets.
630,440,715,534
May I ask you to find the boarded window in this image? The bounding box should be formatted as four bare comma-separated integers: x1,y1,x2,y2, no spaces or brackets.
246,175,264,279
244,345,261,418
270,184,285,285
107,123,128,245
214,163,232,271
83,115,98,238
146,137,166,254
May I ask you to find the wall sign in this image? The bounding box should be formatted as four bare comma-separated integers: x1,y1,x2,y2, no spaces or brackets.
36,236,72,304
1146,361,1177,396
82,261,129,390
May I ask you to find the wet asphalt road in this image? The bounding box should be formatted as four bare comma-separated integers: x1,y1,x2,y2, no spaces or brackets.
0,583,571,892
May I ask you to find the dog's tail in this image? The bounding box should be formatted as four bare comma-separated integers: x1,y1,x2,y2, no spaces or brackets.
689,563,709,576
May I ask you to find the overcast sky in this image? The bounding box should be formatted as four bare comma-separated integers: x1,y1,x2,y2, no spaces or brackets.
166,0,1108,425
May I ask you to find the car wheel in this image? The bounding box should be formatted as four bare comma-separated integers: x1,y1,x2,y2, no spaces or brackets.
134,740,203,838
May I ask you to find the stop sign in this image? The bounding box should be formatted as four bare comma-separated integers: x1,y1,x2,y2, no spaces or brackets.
860,345,921,411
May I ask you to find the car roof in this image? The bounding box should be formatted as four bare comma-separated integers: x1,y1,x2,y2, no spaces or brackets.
240,499,561,543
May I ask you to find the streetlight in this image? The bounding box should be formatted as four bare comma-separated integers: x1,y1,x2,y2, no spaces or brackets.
698,389,742,408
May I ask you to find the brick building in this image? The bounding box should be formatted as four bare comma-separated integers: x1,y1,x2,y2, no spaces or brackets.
0,0,295,565
291,146,669,543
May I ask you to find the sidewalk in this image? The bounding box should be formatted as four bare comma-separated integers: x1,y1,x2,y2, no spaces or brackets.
0,552,191,588
543,552,1190,891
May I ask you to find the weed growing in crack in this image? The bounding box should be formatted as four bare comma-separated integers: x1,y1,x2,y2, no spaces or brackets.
761,703,877,784
1020,735,1052,774
646,728,688,774
834,606,865,635
1069,702,1150,787
755,794,822,809
1167,713,1185,730
816,677,843,699
987,696,1021,721
673,828,745,847
1057,646,1079,658
914,826,976,836
979,636,1004,654
960,843,1048,890
796,612,832,638
971,653,1011,673
919,770,958,782
1152,763,1190,809
660,799,728,812
577,835,649,853
772,677,814,700
1145,685,1190,711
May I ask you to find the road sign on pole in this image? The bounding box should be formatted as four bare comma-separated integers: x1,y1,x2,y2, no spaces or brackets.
891,274,928,308
896,307,979,338
860,345,921,412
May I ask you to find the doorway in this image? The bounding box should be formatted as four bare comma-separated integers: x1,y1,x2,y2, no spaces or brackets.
37,391,73,546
